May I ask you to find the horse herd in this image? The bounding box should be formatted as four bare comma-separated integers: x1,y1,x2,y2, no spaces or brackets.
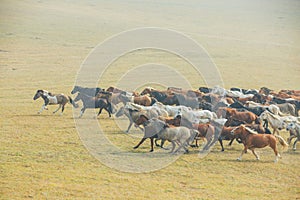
33,86,300,162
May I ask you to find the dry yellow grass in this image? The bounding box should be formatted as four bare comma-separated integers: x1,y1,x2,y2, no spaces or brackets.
1,0,300,199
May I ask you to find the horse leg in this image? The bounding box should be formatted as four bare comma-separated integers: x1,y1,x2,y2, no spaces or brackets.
60,104,65,115
149,137,154,152
287,135,296,145
251,149,260,160
97,107,103,117
228,138,235,146
218,138,224,151
53,104,62,114
79,107,85,118
292,138,298,151
170,141,176,153
271,143,280,163
38,104,47,114
133,138,147,149
237,146,247,161
102,106,111,117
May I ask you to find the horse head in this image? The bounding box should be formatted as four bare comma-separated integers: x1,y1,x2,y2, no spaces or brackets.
33,90,44,100
135,114,150,126
230,125,246,137
71,86,79,94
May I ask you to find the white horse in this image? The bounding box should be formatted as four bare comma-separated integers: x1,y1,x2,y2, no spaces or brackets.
153,102,191,117
258,111,298,135
146,118,198,153
286,122,300,150
175,106,217,124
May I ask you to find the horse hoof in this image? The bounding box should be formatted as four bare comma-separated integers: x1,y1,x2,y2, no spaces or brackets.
149,150,153,152
293,148,296,151
237,158,242,161
133,146,138,149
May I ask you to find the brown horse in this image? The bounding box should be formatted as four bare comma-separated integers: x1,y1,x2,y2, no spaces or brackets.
106,86,139,96
226,108,259,124
118,93,157,106
172,115,215,149
231,125,288,162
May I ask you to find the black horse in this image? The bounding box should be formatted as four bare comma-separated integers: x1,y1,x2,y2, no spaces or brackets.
71,86,104,96
74,92,112,118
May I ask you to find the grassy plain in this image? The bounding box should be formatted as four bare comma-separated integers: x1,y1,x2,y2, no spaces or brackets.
1,0,299,199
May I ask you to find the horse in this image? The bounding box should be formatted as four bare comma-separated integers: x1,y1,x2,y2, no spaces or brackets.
33,90,78,115
147,90,179,105
225,108,259,124
115,103,164,133
245,101,285,116
286,122,300,150
74,92,112,118
231,125,288,162
171,115,215,148
175,106,217,124
275,103,297,116
174,93,199,109
258,111,299,135
224,117,271,134
71,86,103,96
118,93,157,106
106,86,139,96
134,115,197,153
259,87,274,96
230,101,266,116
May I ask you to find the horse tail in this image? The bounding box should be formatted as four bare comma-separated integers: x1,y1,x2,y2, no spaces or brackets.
150,97,157,106
68,96,79,108
274,135,289,150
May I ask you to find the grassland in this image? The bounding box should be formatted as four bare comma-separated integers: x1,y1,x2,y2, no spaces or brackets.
1,0,300,199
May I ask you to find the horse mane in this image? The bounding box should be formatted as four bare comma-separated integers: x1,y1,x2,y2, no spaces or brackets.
244,126,258,134
265,111,281,120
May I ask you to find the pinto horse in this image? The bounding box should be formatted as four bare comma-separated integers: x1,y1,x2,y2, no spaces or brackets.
33,90,78,114
231,125,288,162
74,92,112,118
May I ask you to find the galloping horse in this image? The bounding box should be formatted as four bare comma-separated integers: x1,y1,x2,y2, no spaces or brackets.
286,122,300,150
258,111,298,135
71,86,103,96
231,125,288,162
118,93,157,106
74,92,113,118
33,90,78,114
106,86,139,97
134,115,197,153
226,108,259,124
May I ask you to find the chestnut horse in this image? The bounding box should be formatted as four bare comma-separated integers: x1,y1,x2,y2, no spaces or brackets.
118,93,157,106
226,108,259,124
231,125,288,162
